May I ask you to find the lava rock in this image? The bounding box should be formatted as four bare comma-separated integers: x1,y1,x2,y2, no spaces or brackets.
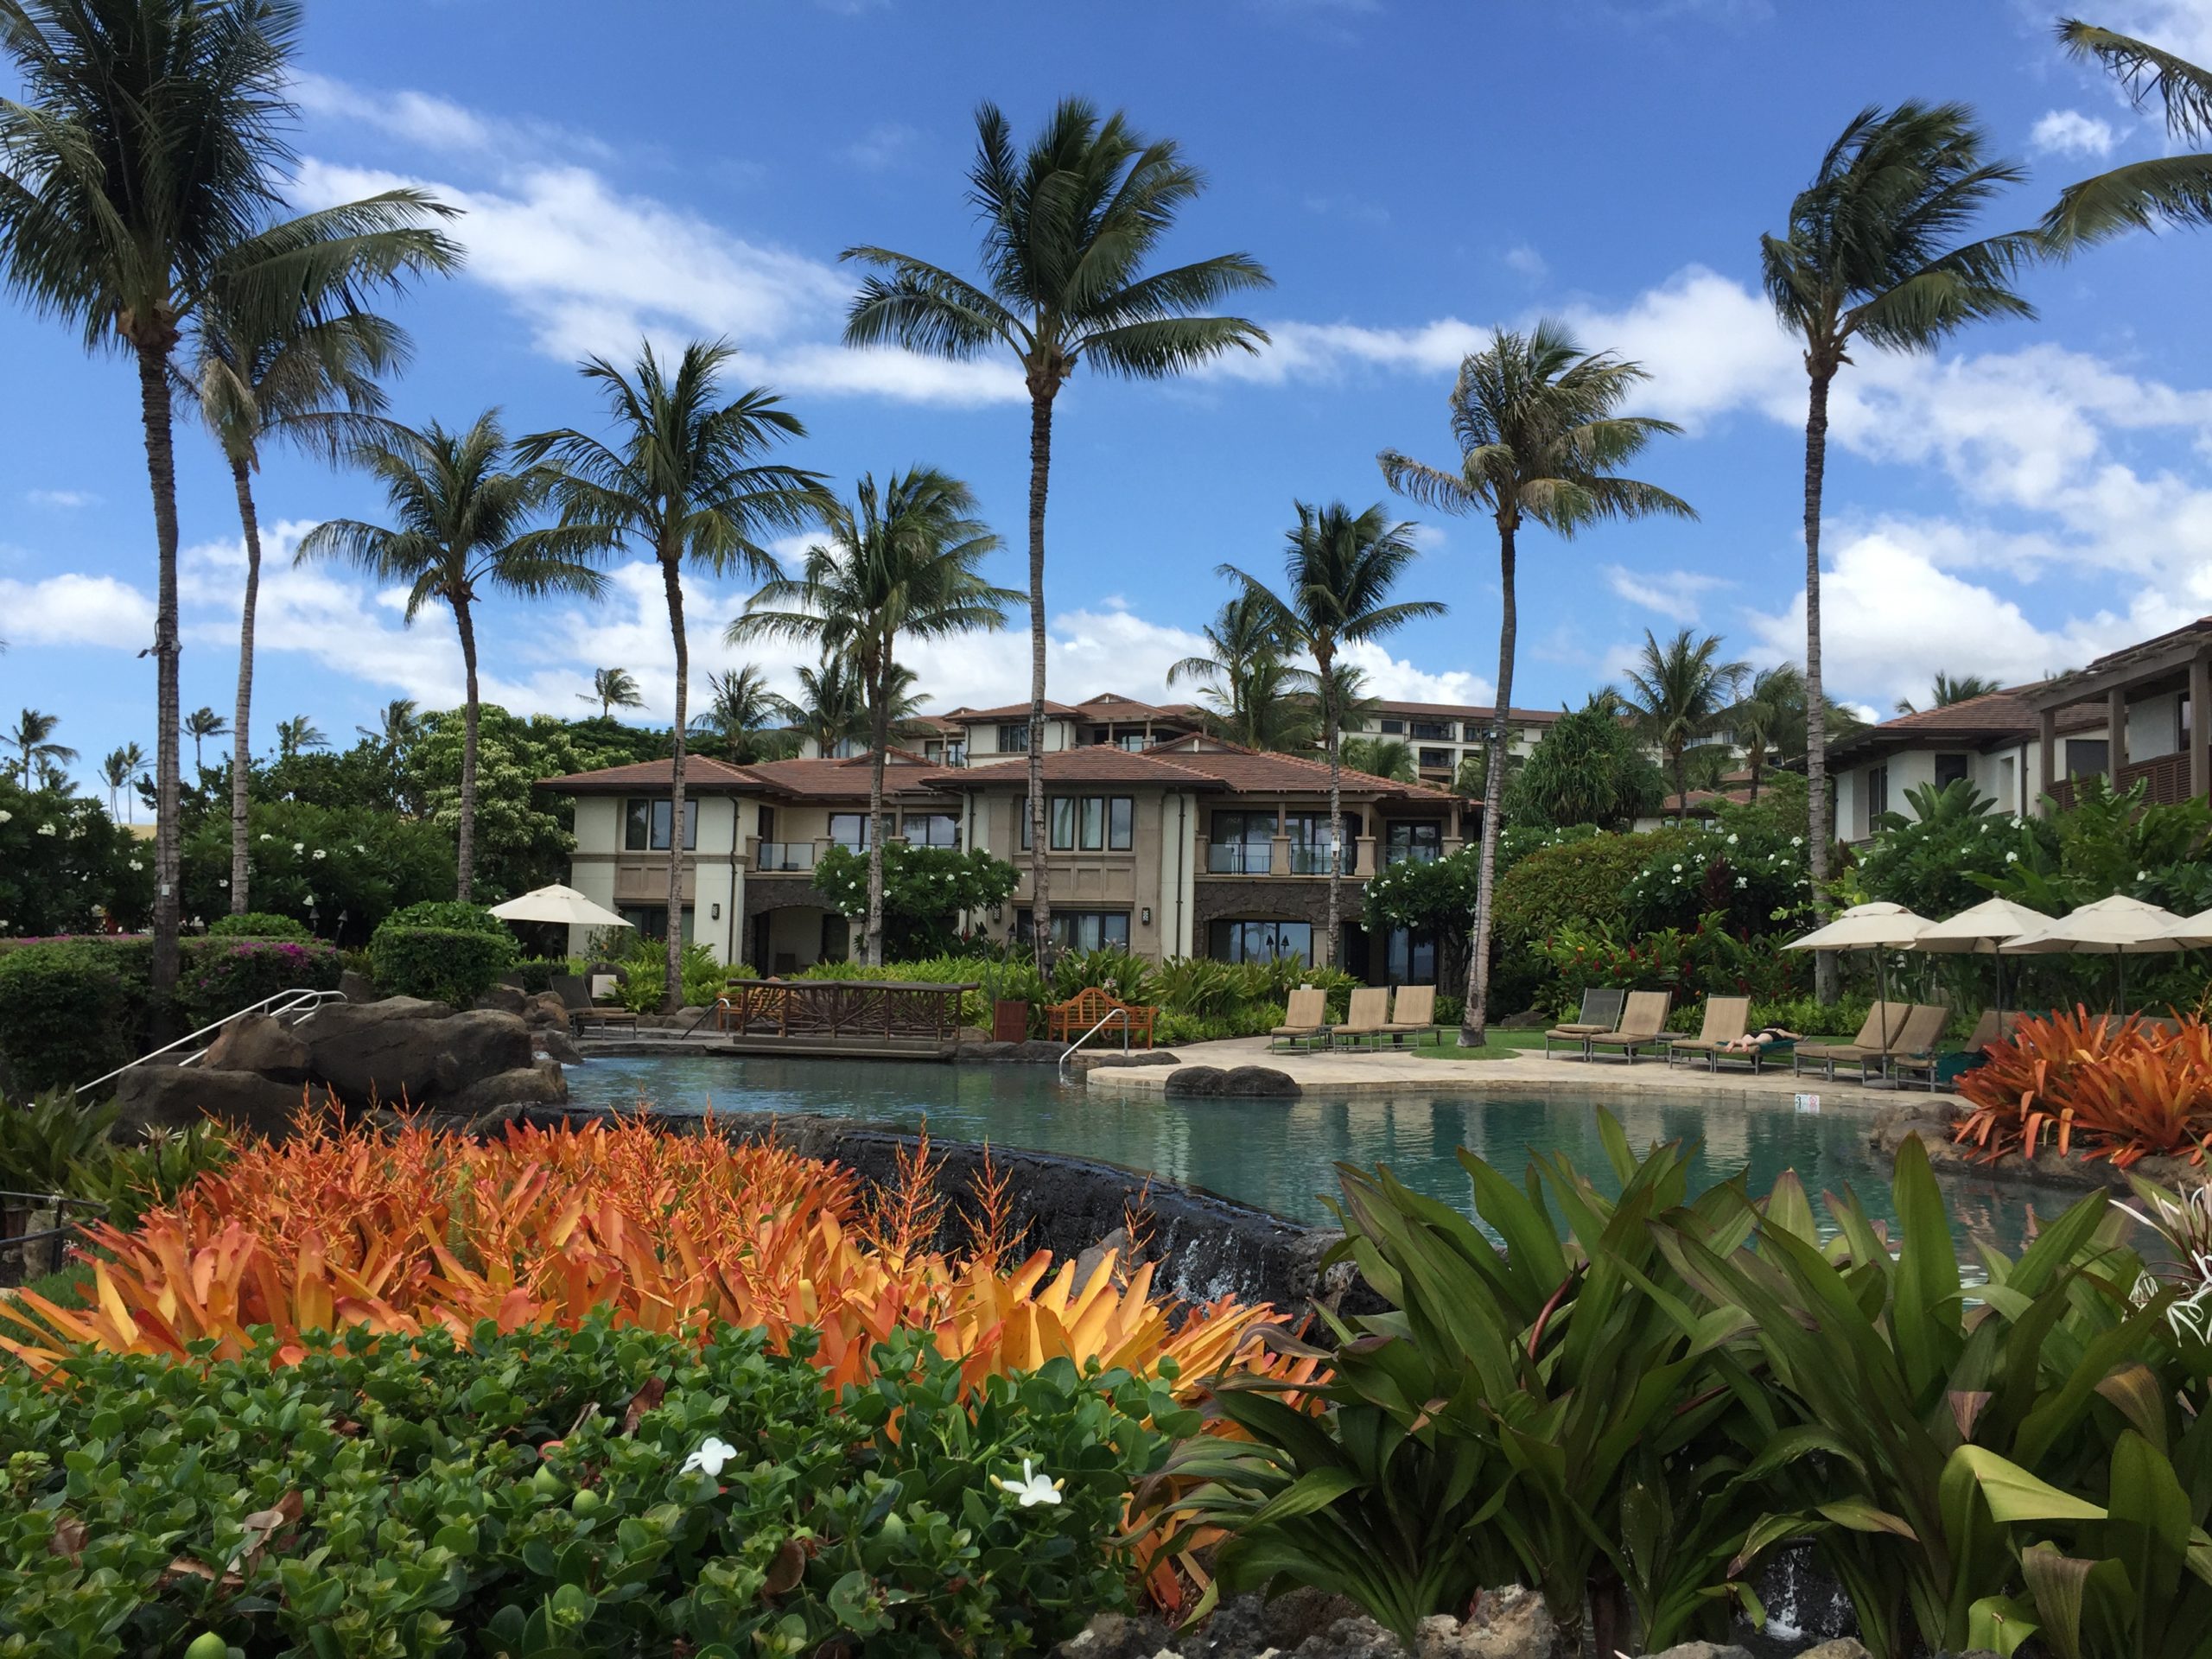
474,985,528,1015
1076,1051,1180,1069
300,1001,527,1109
439,1058,567,1117
1794,1642,1874,1659
111,1065,308,1139
337,969,378,1004
201,1013,311,1084
535,1029,584,1065
957,1039,1069,1064
1163,1064,1300,1097
524,992,569,1029
1645,1643,1755,1659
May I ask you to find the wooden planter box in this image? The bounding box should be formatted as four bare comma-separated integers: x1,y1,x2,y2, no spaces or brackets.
991,999,1031,1043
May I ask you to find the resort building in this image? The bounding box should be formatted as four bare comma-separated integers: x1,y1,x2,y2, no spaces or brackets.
2022,616,2212,811
1338,699,1560,789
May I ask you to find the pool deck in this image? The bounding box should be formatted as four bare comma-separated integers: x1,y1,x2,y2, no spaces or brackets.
1078,1033,1957,1104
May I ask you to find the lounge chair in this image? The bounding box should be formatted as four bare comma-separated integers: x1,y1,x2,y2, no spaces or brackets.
1329,986,1391,1051
1791,1002,1909,1082
1879,1003,1959,1090
554,973,637,1036
1584,990,1675,1063
1378,984,1437,1048
1544,988,1627,1058
1662,995,1752,1071
1269,987,1331,1052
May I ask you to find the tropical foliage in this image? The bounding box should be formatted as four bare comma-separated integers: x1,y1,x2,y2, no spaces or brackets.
812,842,1021,958
1504,692,1664,830
1955,1007,2212,1167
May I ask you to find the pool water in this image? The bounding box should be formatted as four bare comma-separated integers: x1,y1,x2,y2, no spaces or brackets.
563,1052,2082,1256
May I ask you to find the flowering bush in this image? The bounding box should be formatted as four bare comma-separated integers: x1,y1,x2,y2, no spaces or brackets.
1531,910,1807,1020
1955,1007,2212,1167
0,777,151,938
181,938,342,1026
1622,810,1811,937
813,842,1021,957
181,798,454,944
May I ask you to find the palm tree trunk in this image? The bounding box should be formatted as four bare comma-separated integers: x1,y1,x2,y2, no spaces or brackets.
1324,651,1343,971
136,343,184,1010
663,554,690,1011
1025,385,1055,965
1803,368,1837,1004
1463,520,1518,1047
865,654,892,968
1674,751,1689,825
454,595,481,904
228,457,263,916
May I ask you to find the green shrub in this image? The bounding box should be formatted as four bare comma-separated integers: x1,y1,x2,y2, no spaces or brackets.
613,939,728,1011
180,938,342,1026
512,954,569,994
205,910,311,941
1493,827,1684,950
0,944,134,1094
367,922,518,1006
0,1089,117,1194
380,898,508,935
67,1120,233,1230
0,1319,1189,1656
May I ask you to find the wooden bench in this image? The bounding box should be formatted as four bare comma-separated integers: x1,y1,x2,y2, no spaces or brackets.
1045,985,1156,1050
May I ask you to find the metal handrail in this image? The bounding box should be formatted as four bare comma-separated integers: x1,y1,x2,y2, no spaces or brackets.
1058,1005,1131,1074
73,986,347,1096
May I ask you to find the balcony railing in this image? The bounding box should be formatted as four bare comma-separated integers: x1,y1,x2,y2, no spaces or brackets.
1208,842,1271,874
1385,843,1441,865
756,842,814,873
1287,842,1338,875
2046,748,2205,813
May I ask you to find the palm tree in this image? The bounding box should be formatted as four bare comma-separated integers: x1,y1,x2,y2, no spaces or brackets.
10,709,74,787
1341,735,1416,784
1726,664,1803,800
518,341,825,1007
0,0,458,1001
355,697,422,751
842,99,1271,961
194,287,429,918
690,666,801,764
1762,104,2033,1001
184,707,227,774
300,412,607,900
733,468,1016,965
99,743,144,818
1895,670,2003,716
273,715,327,759
1380,323,1692,1046
2044,22,2212,247
792,652,868,759
581,666,645,720
1621,630,1748,823
1222,502,1441,971
1167,592,1295,747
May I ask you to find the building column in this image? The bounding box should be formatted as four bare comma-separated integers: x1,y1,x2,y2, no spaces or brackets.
2193,652,2210,802
2037,709,2056,813
2107,687,2128,777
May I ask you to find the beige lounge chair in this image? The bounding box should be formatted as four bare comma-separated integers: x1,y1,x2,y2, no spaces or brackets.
1584,991,1674,1063
1662,995,1752,1071
1878,1003,1955,1089
1791,1001,1909,1081
1329,986,1391,1051
1269,987,1330,1052
1378,985,1437,1047
1544,988,1627,1058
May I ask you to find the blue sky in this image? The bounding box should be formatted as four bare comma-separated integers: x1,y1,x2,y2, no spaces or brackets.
7,0,2212,789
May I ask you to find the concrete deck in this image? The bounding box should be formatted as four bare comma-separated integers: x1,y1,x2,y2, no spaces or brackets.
1078,1032,1957,1103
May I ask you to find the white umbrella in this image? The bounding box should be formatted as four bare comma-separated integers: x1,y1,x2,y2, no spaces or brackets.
1784,902,1933,1050
1909,897,2052,1024
1999,893,2183,1008
2164,907,2212,948
488,883,633,931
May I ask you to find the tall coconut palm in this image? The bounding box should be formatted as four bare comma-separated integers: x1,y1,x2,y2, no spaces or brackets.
733,468,1016,965
580,666,645,720
842,99,1271,961
1380,323,1692,1046
300,412,607,900
99,742,144,819
1221,502,1440,972
1762,104,2033,1001
2044,22,2212,246
9,709,74,786
1895,670,2003,716
1342,735,1416,785
1620,629,1748,823
355,697,420,751
272,714,327,759
1167,592,1297,747
184,706,227,774
792,652,868,759
0,0,458,1001
1726,664,1802,801
194,289,434,917
691,666,800,764
518,341,824,1007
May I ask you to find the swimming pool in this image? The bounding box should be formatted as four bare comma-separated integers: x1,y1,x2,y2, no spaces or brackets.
562,1051,2081,1255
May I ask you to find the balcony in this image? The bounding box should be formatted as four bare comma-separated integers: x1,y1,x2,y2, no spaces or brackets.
1287,842,1338,875
2046,747,2206,812
1208,841,1273,874
755,841,815,873
1385,843,1441,866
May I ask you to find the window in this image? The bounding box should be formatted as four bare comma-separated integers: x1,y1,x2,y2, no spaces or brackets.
944,740,967,766
1409,718,1450,741
623,798,698,851
1023,794,1133,851
1378,718,1405,735
1108,796,1134,850
1384,927,1435,986
2066,738,2110,779
1283,812,1338,875
1210,810,1274,874
618,904,695,943
1934,753,1969,790
828,736,862,759
1116,733,1147,751
1209,918,1312,964
923,740,942,762
1049,796,1077,849
1462,722,1488,743
902,811,958,849
1017,909,1129,950
1386,821,1442,864
1078,795,1105,850
1866,764,1889,822
997,722,1030,753
1418,747,1452,772
829,812,869,850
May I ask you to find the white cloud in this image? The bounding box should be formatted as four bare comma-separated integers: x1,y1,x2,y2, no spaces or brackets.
841,123,918,170
2031,108,2121,157
0,572,155,646
1605,564,1727,622
1503,243,1548,281
290,71,613,164
26,488,98,510
2091,1,2212,69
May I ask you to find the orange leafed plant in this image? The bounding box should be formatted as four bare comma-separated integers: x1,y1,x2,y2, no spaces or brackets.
0,1109,1294,1402
1955,1007,2212,1167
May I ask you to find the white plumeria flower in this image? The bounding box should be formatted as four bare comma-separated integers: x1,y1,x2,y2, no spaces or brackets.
311,849,326,861
353,844,366,855
680,1435,740,1477
259,833,273,842
0,810,10,823
291,842,305,855
35,823,56,837
129,860,143,872
991,1458,1064,1508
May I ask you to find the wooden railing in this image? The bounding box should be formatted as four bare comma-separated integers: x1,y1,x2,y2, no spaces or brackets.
2047,748,2204,813
715,979,976,1047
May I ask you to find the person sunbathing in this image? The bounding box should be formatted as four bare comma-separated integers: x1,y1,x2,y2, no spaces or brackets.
1719,1026,1802,1054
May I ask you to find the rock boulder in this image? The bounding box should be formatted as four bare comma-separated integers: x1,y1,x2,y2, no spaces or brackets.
112,1065,308,1139
297,1001,531,1109
535,1028,584,1065
444,1058,567,1117
1162,1064,1300,1098
201,1013,311,1084
474,984,527,1015
337,969,378,1004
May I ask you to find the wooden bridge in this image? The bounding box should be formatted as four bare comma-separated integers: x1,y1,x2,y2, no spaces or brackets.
709,979,978,1058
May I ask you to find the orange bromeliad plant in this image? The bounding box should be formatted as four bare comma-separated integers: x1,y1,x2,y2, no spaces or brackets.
1955,1007,2212,1167
0,1110,1294,1402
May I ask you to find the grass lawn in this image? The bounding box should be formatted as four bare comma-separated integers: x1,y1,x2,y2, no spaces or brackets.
1367,1027,1549,1062
16,1260,90,1309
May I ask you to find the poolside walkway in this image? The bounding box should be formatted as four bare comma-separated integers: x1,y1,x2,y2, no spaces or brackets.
1080,1033,1956,1103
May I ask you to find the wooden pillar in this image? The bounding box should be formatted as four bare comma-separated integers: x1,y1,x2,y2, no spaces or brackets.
2037,709,2056,812
2107,687,2128,776
2193,652,2211,802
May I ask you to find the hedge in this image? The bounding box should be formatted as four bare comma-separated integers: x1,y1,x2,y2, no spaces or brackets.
180,939,342,1027
1492,826,1688,950
368,922,518,1006
0,944,134,1093
205,911,311,942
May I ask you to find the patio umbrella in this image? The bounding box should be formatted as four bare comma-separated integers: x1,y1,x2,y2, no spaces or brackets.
2163,907,2212,948
1783,901,1933,1050
488,883,632,931
1908,896,2052,1025
1998,893,2183,1009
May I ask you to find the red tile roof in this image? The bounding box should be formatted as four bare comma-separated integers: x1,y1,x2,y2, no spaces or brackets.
538,751,953,802
1369,699,1562,723
950,699,1084,722
919,747,1223,791
537,755,760,793
1829,683,2104,761
743,753,952,799
1150,735,1461,801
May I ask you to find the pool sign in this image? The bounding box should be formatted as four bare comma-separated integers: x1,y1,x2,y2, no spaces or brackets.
1793,1092,1821,1114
